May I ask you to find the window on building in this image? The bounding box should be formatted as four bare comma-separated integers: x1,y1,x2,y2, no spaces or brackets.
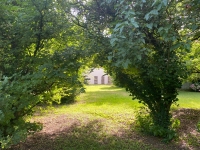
101,76,104,84
94,76,98,84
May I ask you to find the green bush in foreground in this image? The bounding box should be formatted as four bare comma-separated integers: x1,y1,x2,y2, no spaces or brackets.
0,76,43,149
135,107,180,142
0,0,85,148
0,66,83,149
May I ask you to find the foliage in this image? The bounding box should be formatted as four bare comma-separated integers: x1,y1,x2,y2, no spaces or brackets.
0,0,86,148
9,85,200,150
186,42,200,92
73,0,195,139
185,42,200,86
0,0,199,148
135,107,180,142
0,76,43,148
190,82,200,92
183,0,200,86
73,0,200,140
60,87,85,104
197,121,200,132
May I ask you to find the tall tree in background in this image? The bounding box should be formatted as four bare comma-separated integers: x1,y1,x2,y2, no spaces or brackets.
184,0,200,91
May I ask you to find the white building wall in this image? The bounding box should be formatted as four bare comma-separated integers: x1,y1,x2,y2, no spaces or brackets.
86,68,111,85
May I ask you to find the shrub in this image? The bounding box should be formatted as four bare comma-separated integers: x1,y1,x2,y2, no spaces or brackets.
197,121,200,132
0,65,84,148
135,107,180,142
60,87,85,104
190,82,200,92
0,76,43,149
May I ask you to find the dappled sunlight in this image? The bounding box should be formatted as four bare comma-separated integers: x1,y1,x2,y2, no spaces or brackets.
10,117,153,150
50,103,136,128
178,102,200,109
11,112,199,150
173,109,200,133
85,85,124,92
83,86,200,109
172,108,200,148
10,85,200,150
76,85,142,109
177,91,200,109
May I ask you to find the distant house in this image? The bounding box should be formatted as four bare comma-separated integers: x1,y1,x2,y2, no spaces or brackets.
85,68,112,85
181,82,191,90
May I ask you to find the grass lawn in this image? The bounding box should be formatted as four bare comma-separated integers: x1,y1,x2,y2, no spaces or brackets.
177,91,200,109
10,85,200,150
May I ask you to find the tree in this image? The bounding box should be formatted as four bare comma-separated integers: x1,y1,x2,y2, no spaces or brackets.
184,42,200,91
72,0,195,139
0,0,85,148
183,0,200,91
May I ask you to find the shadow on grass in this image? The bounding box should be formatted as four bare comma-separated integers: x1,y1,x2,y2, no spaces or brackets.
9,111,200,150
173,108,200,132
99,86,124,91
172,108,200,149
10,119,152,150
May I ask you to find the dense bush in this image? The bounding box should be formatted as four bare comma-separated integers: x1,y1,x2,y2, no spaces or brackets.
60,87,85,104
190,82,200,92
0,75,43,148
0,0,85,148
135,107,180,142
0,58,84,148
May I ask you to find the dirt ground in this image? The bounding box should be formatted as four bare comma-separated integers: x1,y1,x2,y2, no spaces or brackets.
9,108,200,150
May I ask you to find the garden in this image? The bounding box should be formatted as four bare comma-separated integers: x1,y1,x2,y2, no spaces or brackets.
9,85,200,150
1,0,200,149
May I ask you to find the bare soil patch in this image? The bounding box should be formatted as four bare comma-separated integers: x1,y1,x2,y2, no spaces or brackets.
9,108,200,150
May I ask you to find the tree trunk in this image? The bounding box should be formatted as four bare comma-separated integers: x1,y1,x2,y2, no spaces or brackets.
150,101,172,129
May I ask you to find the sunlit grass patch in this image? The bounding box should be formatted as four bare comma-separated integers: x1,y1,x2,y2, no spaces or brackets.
177,91,200,109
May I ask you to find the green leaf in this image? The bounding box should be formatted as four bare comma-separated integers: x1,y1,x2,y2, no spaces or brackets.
170,43,181,51
120,0,125,4
130,18,139,28
144,13,150,20
136,54,142,60
114,23,122,31
158,27,163,33
108,56,112,61
123,59,130,68
152,0,158,6
119,26,124,34
145,9,159,20
191,24,198,31
162,0,168,6
157,4,162,11
150,9,158,15
184,43,191,51
140,38,145,44
110,38,118,47
193,31,200,38
146,23,153,29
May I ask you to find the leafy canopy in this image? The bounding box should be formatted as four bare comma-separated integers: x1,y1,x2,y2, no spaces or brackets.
71,0,199,140
0,0,87,148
